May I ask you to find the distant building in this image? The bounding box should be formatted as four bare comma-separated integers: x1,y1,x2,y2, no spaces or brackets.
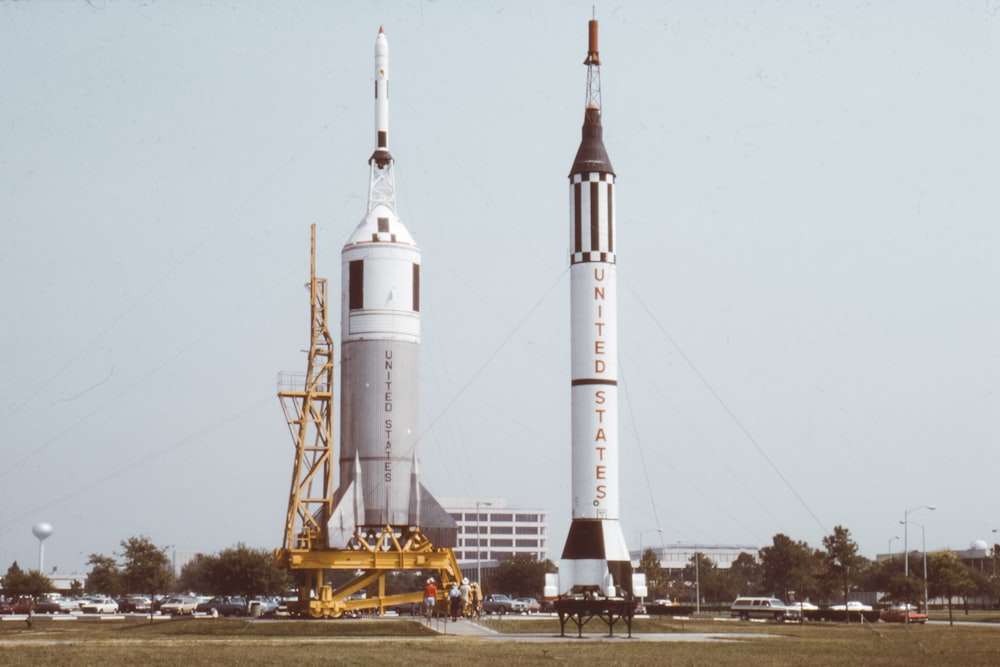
631,543,759,570
171,550,201,578
438,497,548,578
48,570,86,593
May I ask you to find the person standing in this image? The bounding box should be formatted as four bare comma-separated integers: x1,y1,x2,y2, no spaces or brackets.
423,578,437,620
470,582,482,619
459,578,471,618
448,582,461,621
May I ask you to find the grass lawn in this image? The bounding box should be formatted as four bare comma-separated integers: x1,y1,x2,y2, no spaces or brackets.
2,615,1000,666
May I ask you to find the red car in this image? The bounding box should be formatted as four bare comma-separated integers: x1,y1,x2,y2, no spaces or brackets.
3,597,36,614
880,604,928,624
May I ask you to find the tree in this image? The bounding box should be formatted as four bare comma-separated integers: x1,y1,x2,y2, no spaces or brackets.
636,548,666,600
2,561,52,598
178,553,215,594
726,552,763,597
928,550,975,625
210,544,291,606
2,561,26,597
681,552,730,610
85,554,122,597
759,533,815,600
820,525,864,616
179,545,292,607
486,554,556,598
120,536,175,605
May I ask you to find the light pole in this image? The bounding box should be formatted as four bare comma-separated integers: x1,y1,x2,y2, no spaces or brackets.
902,505,935,577
900,517,933,621
475,500,492,585
921,523,929,613
694,551,701,615
888,535,900,561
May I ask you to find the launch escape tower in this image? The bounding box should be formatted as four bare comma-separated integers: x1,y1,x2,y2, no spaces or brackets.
273,28,461,620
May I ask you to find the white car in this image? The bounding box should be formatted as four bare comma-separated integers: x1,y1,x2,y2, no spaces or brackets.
829,600,873,612
80,597,119,614
159,596,198,616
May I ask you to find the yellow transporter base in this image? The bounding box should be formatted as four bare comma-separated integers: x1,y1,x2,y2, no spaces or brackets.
276,526,463,619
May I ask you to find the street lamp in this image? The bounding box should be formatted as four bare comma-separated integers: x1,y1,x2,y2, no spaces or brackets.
475,500,493,585
902,505,935,577
694,551,701,615
888,535,900,561
900,517,932,621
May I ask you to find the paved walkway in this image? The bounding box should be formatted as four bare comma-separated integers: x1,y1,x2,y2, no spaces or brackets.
423,617,499,636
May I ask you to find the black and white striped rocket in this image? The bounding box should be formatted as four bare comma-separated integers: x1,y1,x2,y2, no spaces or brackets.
550,19,642,599
328,27,455,548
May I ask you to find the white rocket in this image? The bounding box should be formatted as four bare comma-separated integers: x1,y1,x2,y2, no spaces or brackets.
328,27,454,548
549,19,645,600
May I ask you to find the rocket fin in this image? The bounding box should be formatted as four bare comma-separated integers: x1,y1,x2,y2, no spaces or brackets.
416,484,458,548
327,453,367,548
408,452,420,527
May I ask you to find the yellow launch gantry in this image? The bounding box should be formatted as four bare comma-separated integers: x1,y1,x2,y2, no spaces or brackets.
274,225,462,619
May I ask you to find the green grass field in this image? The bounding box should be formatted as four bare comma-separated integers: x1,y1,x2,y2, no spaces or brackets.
3,615,1000,666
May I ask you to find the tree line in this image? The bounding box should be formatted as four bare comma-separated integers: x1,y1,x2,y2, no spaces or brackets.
2,536,291,611
637,525,992,617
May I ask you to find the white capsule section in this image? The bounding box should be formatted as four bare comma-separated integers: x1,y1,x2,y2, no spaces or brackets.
569,170,619,521
340,200,420,527
374,28,389,150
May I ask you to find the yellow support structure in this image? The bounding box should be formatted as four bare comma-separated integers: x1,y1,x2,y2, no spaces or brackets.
275,526,463,618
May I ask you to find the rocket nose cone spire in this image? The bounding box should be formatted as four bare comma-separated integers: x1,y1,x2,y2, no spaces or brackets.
371,27,392,168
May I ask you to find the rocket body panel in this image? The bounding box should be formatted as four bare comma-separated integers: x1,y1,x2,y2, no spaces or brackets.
339,339,418,528
341,239,420,343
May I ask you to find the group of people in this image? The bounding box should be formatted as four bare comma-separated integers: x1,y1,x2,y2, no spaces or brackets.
424,577,481,621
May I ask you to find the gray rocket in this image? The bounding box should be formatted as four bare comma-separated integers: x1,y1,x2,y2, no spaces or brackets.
327,27,455,549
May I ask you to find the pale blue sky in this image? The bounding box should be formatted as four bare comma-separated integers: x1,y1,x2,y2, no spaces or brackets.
1,0,997,574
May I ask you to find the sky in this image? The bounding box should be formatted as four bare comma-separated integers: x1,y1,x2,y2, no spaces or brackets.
1,0,997,576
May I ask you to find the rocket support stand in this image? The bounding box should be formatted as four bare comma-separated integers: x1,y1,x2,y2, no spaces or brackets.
275,525,463,619
554,598,638,638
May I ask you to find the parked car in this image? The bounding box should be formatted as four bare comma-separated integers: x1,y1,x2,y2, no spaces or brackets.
829,600,873,612
118,596,152,613
249,596,280,617
35,598,65,614
58,597,82,613
880,603,927,624
7,597,37,614
160,596,198,616
730,597,798,622
196,596,247,617
386,601,423,616
80,597,119,614
515,597,541,613
482,594,526,615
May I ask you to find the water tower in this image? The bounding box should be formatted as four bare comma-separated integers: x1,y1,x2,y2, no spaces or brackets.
32,522,53,573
